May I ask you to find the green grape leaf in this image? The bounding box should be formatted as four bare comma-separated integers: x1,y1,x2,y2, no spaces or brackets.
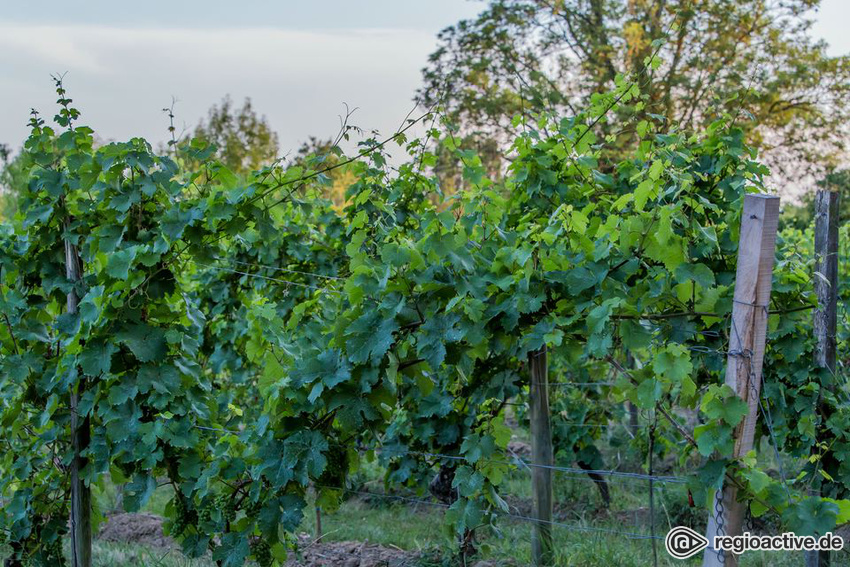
781,498,838,537
701,385,748,426
106,246,138,280
78,339,117,376
345,312,398,364
212,533,250,567
653,344,693,383
636,378,662,409
694,422,733,457
675,262,716,289
137,364,181,395
115,323,168,363
452,466,485,498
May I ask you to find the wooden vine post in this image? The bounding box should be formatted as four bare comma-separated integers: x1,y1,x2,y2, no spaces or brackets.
528,345,554,566
315,506,323,541
703,194,780,567
626,352,639,436
65,221,92,567
805,189,839,567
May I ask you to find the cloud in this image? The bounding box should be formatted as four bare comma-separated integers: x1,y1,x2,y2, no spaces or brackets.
0,24,104,72
0,23,437,154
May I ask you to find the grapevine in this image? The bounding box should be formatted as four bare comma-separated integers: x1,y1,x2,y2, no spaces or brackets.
0,67,849,567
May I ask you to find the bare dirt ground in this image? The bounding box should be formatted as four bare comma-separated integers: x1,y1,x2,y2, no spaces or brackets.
286,535,418,566
96,512,424,566
97,512,176,550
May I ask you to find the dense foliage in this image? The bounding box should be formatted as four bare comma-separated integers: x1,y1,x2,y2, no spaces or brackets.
1,66,849,567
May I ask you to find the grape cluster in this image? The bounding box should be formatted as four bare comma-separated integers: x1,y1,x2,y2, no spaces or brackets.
22,383,39,404
245,499,263,518
214,493,237,523
197,500,212,526
250,538,273,567
171,496,197,535
44,537,65,567
20,539,64,567
317,445,349,488
46,538,65,567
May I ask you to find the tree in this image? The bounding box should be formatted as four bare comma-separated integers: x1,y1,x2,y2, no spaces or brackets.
0,144,26,221
191,96,279,175
420,0,850,191
781,168,850,229
293,137,356,209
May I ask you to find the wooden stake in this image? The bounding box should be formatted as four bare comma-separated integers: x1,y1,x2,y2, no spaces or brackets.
65,223,92,567
806,189,839,567
813,189,839,374
626,353,639,437
703,194,780,567
315,505,323,541
528,346,553,566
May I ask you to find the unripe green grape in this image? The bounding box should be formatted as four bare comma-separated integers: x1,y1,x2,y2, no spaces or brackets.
213,493,237,523
318,445,349,488
171,497,190,535
245,499,262,518
250,538,273,567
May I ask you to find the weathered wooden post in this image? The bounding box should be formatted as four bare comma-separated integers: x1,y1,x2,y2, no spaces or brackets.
703,194,780,567
805,189,839,567
315,506,323,541
813,189,839,378
626,352,639,437
65,220,92,567
528,346,554,566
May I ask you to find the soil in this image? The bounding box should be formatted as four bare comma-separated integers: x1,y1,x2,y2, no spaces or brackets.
97,512,176,550
95,512,424,566
505,440,531,459
501,493,586,521
286,535,418,567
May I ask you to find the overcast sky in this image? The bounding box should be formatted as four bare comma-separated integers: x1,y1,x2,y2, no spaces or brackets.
1,0,848,158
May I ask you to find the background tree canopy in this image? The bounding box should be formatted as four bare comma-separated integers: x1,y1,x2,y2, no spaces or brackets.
420,0,850,191
189,95,279,175
0,144,25,221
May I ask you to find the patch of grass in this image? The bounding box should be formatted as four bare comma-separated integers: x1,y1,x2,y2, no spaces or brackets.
93,477,175,518
89,541,216,567
303,496,448,552
8,484,847,566
292,469,825,567
11,457,846,566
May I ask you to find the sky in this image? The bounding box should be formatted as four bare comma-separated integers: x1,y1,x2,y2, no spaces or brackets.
1,0,848,159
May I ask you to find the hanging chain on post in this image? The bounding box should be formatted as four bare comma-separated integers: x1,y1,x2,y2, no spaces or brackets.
703,194,780,567
65,216,92,567
806,189,839,567
528,346,554,566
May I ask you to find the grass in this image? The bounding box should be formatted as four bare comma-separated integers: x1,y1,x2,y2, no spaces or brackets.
293,469,843,567
6,470,849,566
306,497,447,550
6,430,847,565
90,541,216,567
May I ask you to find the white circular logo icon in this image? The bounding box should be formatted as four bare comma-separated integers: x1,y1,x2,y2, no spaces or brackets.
665,526,709,559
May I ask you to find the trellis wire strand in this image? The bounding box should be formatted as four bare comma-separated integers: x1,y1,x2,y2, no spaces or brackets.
197,262,342,294
188,419,688,484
